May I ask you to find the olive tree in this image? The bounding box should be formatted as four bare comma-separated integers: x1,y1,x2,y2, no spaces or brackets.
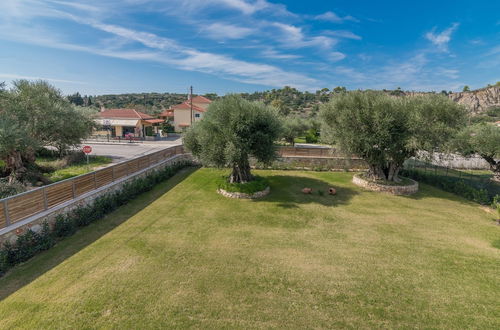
452,124,500,181
320,91,467,182
0,80,95,179
281,116,309,145
184,95,282,183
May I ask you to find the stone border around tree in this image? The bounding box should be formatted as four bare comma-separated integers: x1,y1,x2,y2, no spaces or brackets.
352,173,419,195
217,186,270,199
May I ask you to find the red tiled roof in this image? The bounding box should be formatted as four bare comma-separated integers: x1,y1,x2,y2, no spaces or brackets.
171,102,207,112
159,109,174,117
99,109,154,120
144,119,165,124
191,95,212,104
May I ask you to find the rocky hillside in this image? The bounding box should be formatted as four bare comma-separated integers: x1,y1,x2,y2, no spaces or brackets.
449,86,500,114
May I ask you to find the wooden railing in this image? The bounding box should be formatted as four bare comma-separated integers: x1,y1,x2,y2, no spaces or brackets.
0,145,184,230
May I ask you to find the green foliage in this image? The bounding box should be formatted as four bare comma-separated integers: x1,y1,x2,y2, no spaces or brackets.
0,178,26,198
281,116,309,145
452,124,500,180
305,128,319,143
217,175,269,194
0,161,191,276
463,85,471,92
0,80,95,178
184,95,282,183
402,169,492,204
320,91,467,181
0,222,54,275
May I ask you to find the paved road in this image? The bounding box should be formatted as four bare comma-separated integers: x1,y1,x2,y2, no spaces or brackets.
80,139,182,163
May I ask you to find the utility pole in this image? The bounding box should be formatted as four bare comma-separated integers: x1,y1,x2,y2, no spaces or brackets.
190,85,193,125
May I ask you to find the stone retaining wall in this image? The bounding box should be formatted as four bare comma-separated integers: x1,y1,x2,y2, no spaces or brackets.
352,174,419,195
217,187,270,199
0,154,192,245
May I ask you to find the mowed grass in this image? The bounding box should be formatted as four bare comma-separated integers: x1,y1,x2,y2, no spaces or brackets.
0,168,499,328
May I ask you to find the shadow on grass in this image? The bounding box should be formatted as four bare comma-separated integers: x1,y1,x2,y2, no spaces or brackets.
254,174,358,208
0,167,198,302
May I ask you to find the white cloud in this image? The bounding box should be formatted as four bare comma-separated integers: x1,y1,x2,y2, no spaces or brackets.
272,23,339,50
324,30,361,40
204,23,253,40
260,48,301,60
315,11,358,23
425,23,459,52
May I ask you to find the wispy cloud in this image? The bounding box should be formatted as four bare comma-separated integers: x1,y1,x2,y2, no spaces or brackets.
260,48,301,60
324,30,361,40
314,11,358,23
203,23,254,40
0,73,87,84
425,23,459,52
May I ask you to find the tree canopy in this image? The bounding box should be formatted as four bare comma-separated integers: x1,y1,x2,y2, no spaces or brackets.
452,124,500,181
0,80,95,180
184,95,282,183
320,91,467,182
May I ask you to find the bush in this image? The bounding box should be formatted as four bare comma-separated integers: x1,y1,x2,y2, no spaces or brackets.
402,169,493,205
305,129,319,143
53,214,76,237
0,178,27,199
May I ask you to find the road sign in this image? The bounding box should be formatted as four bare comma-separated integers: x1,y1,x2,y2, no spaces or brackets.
82,145,92,154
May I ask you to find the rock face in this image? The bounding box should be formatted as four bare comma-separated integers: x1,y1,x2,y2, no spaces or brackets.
403,86,500,115
448,86,500,114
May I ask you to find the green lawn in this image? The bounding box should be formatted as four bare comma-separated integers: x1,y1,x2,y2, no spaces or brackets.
38,156,112,182
0,168,499,328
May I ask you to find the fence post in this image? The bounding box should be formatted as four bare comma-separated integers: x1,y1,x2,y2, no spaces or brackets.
72,178,76,198
112,165,115,182
42,187,48,210
93,172,97,189
3,200,10,227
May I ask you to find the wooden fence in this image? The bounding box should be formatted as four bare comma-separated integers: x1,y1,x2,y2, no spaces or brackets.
0,145,184,230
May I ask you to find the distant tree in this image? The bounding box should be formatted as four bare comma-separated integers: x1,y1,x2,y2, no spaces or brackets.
333,86,347,93
463,85,471,92
452,124,500,181
184,95,282,183
270,98,289,116
203,93,218,100
67,92,84,106
320,91,467,182
496,81,500,87
281,116,309,145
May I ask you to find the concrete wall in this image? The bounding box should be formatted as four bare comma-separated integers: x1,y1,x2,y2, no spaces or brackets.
0,154,192,246
173,109,203,131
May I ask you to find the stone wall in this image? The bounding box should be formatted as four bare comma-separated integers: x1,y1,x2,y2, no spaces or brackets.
217,187,270,199
254,156,368,171
352,174,419,195
0,154,192,245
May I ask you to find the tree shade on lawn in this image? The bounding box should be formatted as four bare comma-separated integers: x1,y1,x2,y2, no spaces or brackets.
184,95,281,183
0,168,498,328
320,91,467,182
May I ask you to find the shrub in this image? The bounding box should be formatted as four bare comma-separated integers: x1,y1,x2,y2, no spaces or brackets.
0,178,27,199
53,214,76,237
402,169,493,205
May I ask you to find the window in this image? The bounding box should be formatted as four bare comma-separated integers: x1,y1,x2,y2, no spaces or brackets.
195,113,201,118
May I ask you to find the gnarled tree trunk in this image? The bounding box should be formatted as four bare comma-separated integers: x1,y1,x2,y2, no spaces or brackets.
366,162,402,182
229,159,253,183
5,150,26,183
482,155,500,182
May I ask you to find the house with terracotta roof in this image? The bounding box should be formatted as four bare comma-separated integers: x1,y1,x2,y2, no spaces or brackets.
159,95,212,131
95,108,164,138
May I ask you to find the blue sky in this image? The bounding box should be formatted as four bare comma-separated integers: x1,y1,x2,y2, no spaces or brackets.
0,0,499,95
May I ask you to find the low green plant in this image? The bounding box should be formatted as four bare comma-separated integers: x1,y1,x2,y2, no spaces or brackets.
217,175,269,194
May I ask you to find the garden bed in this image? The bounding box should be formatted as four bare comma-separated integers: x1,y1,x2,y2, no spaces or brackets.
352,173,419,195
